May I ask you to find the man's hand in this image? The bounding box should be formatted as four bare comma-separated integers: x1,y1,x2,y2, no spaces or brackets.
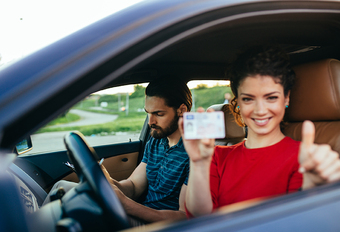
100,164,115,185
178,107,215,162
299,120,340,189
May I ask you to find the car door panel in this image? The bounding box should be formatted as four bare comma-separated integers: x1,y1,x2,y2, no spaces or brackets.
99,152,139,181
62,151,139,182
12,140,143,194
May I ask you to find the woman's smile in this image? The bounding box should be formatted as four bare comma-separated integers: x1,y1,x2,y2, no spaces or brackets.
252,117,271,126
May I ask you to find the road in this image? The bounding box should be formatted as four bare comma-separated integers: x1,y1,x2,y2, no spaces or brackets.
48,109,118,128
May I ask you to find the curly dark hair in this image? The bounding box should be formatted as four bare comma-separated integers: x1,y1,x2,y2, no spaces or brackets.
227,45,295,127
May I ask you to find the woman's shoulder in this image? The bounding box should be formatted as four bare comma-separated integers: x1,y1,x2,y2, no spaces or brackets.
214,141,244,155
273,136,301,160
212,142,245,165
282,136,301,148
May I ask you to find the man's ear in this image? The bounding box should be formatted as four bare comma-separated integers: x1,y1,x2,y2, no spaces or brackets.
177,104,188,116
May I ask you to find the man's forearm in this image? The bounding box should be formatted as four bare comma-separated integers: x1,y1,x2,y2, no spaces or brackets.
122,197,186,223
111,178,136,200
102,165,137,199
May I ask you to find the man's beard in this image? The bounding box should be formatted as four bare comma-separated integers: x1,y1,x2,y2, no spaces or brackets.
150,114,179,139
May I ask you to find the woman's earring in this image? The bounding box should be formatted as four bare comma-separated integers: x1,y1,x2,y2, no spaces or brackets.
237,106,240,109
285,105,289,108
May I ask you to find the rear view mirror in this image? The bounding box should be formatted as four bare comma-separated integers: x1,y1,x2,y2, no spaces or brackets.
15,137,33,155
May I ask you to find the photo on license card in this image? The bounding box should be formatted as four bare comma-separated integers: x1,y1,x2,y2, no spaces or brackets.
183,112,225,139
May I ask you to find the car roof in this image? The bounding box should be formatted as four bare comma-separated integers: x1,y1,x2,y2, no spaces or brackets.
1,0,340,148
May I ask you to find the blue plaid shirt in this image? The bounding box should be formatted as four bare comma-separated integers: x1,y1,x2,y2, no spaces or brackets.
141,137,189,210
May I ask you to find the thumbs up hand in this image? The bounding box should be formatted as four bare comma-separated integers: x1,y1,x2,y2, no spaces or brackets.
299,120,340,189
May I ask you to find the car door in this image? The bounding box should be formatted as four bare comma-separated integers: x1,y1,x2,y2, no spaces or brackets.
10,87,151,206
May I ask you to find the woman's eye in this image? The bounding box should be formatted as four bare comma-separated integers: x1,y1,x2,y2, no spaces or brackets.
242,98,252,102
268,96,278,100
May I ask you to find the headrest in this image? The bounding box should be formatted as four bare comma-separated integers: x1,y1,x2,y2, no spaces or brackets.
208,104,245,141
286,59,340,122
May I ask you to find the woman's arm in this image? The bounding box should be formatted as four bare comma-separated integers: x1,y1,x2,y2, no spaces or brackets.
185,158,213,216
178,108,216,217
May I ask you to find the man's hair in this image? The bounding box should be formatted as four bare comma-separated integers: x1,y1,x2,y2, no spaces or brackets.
145,77,192,111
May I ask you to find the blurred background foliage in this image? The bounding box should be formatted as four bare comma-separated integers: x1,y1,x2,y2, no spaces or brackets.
37,84,232,136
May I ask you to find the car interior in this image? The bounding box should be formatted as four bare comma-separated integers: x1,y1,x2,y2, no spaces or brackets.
284,59,340,155
2,1,340,231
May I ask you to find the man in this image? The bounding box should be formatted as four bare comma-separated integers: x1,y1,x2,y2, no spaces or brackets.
45,78,192,224
106,78,192,223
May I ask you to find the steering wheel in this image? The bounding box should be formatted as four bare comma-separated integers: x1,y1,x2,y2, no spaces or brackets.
64,131,130,230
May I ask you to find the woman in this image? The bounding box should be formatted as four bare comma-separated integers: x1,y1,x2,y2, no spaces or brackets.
180,46,340,217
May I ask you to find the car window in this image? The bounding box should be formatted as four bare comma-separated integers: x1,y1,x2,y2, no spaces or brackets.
187,80,231,111
22,81,231,155
23,84,148,155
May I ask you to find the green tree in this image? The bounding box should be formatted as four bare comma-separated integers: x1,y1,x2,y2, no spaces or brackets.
130,84,146,98
196,84,208,89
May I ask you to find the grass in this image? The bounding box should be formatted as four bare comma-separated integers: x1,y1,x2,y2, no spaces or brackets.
74,96,145,114
45,113,81,126
36,85,232,135
37,112,146,136
192,86,232,110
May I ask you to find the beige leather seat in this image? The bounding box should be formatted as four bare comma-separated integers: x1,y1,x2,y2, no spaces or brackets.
208,103,245,146
284,59,340,154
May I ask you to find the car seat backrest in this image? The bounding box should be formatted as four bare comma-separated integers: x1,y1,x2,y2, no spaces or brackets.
284,59,340,154
207,103,245,146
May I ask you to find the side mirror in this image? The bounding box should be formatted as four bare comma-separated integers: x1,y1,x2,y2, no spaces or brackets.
15,137,33,155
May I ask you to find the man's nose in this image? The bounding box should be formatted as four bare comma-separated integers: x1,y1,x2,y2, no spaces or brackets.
148,114,156,125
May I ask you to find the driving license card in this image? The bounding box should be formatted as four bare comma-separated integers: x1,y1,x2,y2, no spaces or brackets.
183,112,225,139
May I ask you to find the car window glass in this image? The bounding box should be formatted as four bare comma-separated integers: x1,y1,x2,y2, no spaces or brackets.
187,80,231,111
22,81,231,155
23,84,148,155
